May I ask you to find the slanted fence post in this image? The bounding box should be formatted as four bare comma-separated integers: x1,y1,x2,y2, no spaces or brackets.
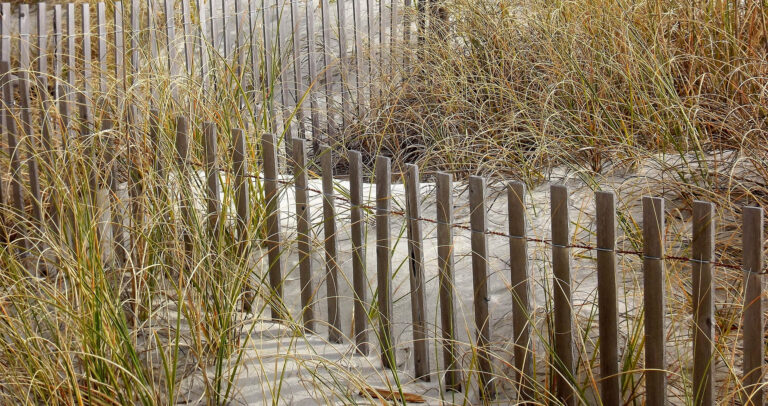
692,201,715,406
262,133,285,320
404,163,430,381
436,172,461,391
350,150,369,354
508,181,534,400
643,196,667,405
742,206,764,406
469,175,495,400
551,185,575,406
596,191,620,404
376,155,395,368
321,145,343,342
293,138,316,331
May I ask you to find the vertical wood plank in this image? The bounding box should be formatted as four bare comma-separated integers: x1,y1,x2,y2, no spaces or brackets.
643,196,667,406
19,4,44,225
147,0,159,101
37,2,59,233
80,3,94,132
262,0,275,130
262,132,286,320
692,201,714,406
164,0,179,100
290,0,306,139
404,163,430,381
366,0,374,108
97,2,107,95
320,0,335,144
220,0,228,59
181,0,193,76
403,0,411,67
197,0,209,89
292,138,316,331
352,0,363,117
54,5,63,101
596,191,620,405
203,122,221,240
305,0,320,149
37,2,47,77
321,146,343,342
276,0,293,143
551,184,575,406
469,175,495,400
508,181,534,400
436,172,461,391
349,150,369,354
742,206,764,406
232,128,252,312
336,0,350,129
376,155,395,368
1,59,29,249
174,116,193,265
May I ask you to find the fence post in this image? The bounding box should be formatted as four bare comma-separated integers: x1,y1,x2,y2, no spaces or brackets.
596,191,620,405
174,116,193,266
262,133,285,320
692,201,715,406
337,0,350,130
292,138,316,331
376,155,395,368
436,172,461,391
350,150,369,354
290,0,306,138
469,175,495,400
203,122,221,242
405,163,430,381
232,128,253,313
1,59,29,252
321,145,343,342
508,181,534,400
352,0,363,117
305,0,321,152
551,184,575,406
643,196,666,405
321,0,336,145
742,206,763,406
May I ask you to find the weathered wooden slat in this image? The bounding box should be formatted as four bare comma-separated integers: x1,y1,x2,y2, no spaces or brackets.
292,138,316,332
1,59,29,250
305,0,320,148
436,172,461,391
262,133,286,320
742,206,764,406
232,128,252,312
404,163,430,381
366,0,374,108
54,4,63,101
174,116,193,265
148,0,159,101
643,196,666,405
181,0,193,75
263,0,275,130
469,175,494,400
320,0,335,143
18,4,44,226
349,150,369,354
352,0,363,116
321,146,343,342
596,191,620,405
203,122,221,240
247,0,257,94
376,155,395,368
290,0,306,139
197,0,209,89
336,0,350,128
37,2,47,76
692,201,714,406
508,181,534,400
80,3,94,131
164,0,179,100
98,2,108,95
551,184,575,406
276,0,293,143
220,0,228,59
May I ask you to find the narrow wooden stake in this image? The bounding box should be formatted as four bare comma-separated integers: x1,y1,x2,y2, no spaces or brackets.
37,2,48,80
508,181,534,401
97,2,107,95
596,191,620,405
290,0,306,138
366,0,374,109
337,0,350,129
18,5,44,226
262,0,275,130
164,0,179,101
436,172,461,391
80,3,94,131
292,138,315,331
149,110,166,202
276,0,293,144
352,0,364,117
551,184,575,406
305,0,321,150
349,150,369,354
376,155,395,369
232,128,253,313
321,146,343,342
67,4,75,110
643,196,666,405
692,201,714,406
1,60,29,251
54,4,63,102
197,0,209,90
742,206,764,406
203,123,221,242
469,176,495,400
181,0,193,76
404,163,430,381
262,133,285,320
174,116,193,265
320,0,336,143
37,2,60,234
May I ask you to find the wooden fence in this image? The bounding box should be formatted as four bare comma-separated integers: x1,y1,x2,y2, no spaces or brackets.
0,1,766,405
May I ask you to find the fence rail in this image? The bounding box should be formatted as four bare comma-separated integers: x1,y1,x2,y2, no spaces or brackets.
0,1,765,404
